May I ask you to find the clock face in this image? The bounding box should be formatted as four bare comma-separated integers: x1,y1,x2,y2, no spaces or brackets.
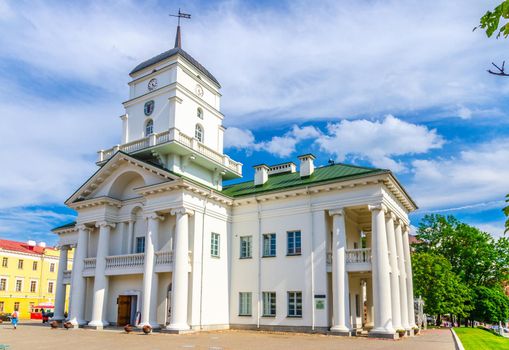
148,78,158,91
195,84,204,97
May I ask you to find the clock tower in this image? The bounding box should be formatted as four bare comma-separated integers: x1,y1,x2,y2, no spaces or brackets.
97,25,242,190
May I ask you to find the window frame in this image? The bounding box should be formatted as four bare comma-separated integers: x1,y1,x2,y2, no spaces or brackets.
14,302,19,311
30,280,37,293
197,107,203,119
238,292,252,316
0,278,7,291
49,263,55,273
1,257,7,267
287,291,303,317
32,261,37,271
240,236,252,259
195,124,204,143
262,291,277,317
0,301,4,312
262,233,276,257
48,281,54,294
145,119,154,136
135,236,146,254
18,259,23,269
287,230,302,256
15,279,23,292
211,232,220,258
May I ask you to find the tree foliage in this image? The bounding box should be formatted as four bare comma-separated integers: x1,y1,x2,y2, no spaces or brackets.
478,0,509,38
470,286,509,324
412,252,471,318
505,194,509,234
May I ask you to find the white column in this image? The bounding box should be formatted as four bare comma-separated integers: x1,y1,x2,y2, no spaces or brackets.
127,219,135,254
385,212,402,330
166,207,193,331
368,204,394,336
89,221,115,328
366,277,373,328
140,213,163,328
69,225,90,326
403,225,416,327
395,219,409,330
53,245,69,321
329,208,351,335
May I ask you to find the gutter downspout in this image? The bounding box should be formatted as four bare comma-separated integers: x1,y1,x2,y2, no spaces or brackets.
307,187,316,331
256,198,262,329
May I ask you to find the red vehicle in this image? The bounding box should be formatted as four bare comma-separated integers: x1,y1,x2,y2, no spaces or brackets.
30,303,54,322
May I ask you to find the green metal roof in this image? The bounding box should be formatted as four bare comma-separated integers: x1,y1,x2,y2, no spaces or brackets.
222,163,388,197
52,221,76,231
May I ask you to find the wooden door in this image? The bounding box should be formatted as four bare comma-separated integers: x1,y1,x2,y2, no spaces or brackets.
117,295,131,326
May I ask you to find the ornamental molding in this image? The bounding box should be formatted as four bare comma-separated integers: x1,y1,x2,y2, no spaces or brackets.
69,196,122,210
143,213,165,221
95,221,116,229
328,208,345,217
368,203,387,213
170,207,195,217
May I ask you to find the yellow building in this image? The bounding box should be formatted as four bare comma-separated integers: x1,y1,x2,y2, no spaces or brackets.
0,239,72,319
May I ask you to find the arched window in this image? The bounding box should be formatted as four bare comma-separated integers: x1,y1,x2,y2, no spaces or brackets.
195,124,204,142
197,107,203,119
145,119,153,136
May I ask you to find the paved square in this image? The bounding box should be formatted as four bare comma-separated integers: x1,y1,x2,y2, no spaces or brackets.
0,322,454,350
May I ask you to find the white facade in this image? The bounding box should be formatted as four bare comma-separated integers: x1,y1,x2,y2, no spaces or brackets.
53,33,418,338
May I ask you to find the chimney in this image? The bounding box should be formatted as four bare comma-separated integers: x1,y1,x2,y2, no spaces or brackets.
253,164,269,186
37,242,46,248
298,154,316,177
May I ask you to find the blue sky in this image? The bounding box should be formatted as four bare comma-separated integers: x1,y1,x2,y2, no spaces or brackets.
0,0,508,245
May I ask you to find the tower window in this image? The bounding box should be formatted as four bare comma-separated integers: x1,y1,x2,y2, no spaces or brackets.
145,119,153,136
195,124,204,142
197,107,203,119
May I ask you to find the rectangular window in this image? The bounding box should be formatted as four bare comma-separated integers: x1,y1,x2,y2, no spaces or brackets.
287,231,302,255
48,281,54,294
262,292,276,316
49,263,55,272
239,292,252,316
15,279,22,292
14,302,19,311
211,233,220,257
1,257,7,267
0,278,6,291
135,237,145,254
287,291,302,317
262,234,276,257
18,259,23,269
30,280,37,293
240,236,252,259
0,301,4,312
33,261,38,271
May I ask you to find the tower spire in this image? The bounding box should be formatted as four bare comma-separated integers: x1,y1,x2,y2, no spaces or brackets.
170,9,191,49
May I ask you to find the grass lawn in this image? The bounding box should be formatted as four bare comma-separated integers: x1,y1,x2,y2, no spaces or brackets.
454,327,509,350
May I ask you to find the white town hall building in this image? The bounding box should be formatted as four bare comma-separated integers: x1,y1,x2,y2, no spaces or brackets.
52,26,418,339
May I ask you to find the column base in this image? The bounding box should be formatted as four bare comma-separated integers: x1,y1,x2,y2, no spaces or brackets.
52,315,66,322
165,323,190,332
369,327,398,339
69,318,88,327
329,325,353,336
87,320,109,329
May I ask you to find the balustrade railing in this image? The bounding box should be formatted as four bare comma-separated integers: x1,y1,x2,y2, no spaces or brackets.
105,253,144,269
346,248,371,264
155,251,173,265
97,128,242,174
83,257,97,270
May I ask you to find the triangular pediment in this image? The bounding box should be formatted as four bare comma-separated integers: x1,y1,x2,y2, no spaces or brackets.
65,152,180,205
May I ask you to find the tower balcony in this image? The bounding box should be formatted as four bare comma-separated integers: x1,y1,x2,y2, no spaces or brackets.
97,127,242,179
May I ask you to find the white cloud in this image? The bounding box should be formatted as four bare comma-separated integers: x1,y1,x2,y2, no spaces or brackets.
316,115,444,172
223,127,256,150
408,138,509,209
473,222,506,238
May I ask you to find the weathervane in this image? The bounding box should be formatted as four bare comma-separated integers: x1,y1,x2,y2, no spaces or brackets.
170,8,191,26
170,9,191,49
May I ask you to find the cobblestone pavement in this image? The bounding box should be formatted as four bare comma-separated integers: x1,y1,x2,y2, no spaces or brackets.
0,322,454,350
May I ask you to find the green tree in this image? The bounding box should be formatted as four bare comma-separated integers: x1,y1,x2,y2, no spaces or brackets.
478,0,509,38
414,214,509,288
470,286,509,324
412,252,472,320
505,194,509,234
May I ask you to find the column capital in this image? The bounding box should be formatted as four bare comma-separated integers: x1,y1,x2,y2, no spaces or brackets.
144,212,165,221
328,207,345,217
368,203,387,213
76,224,92,232
385,211,397,221
95,220,116,229
57,244,70,251
171,207,194,217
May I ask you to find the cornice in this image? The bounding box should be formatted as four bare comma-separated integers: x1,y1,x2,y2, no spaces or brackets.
69,196,121,210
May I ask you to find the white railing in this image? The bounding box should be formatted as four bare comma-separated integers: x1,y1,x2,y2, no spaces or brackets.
105,253,144,269
155,251,173,265
83,257,96,270
346,248,371,264
97,128,242,174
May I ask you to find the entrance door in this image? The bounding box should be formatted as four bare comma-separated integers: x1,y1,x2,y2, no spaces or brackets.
117,295,132,326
